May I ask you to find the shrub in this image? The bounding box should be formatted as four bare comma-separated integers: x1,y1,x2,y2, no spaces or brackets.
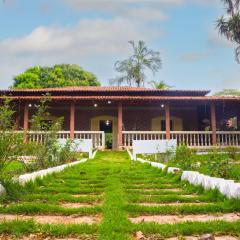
225,146,239,161
0,97,26,180
105,133,113,149
172,145,195,169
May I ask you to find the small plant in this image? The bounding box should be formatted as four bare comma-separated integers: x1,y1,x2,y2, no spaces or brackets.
105,133,113,149
0,97,26,180
225,146,239,160
172,145,195,169
30,95,73,168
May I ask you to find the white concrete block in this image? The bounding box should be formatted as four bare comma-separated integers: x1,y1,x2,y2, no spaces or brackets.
0,184,6,195
168,167,180,174
17,158,88,186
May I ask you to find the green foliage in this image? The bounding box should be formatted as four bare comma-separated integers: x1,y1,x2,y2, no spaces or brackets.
30,95,73,169
0,98,25,180
217,1,240,62
149,80,173,90
13,64,100,89
214,89,240,96
0,97,15,130
105,133,113,149
111,41,162,87
225,146,238,160
172,145,196,169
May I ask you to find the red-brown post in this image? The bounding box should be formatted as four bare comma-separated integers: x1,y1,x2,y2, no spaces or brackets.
23,103,29,143
210,102,217,145
118,102,123,149
165,102,171,140
70,102,75,139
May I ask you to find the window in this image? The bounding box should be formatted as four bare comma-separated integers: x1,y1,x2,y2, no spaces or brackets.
161,120,174,131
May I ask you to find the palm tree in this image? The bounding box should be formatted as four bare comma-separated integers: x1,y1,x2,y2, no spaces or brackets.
111,41,162,87
217,0,240,63
149,80,172,90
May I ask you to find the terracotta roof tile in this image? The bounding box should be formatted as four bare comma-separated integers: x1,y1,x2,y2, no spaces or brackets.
1,86,210,95
1,95,240,102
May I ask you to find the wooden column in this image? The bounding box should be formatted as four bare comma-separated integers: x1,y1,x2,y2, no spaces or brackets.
165,103,171,140
118,102,123,149
70,102,75,139
210,102,217,145
23,103,29,143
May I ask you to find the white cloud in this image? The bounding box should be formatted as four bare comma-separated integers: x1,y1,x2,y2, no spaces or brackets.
124,7,168,21
208,27,235,48
0,17,162,88
63,0,184,12
181,51,211,62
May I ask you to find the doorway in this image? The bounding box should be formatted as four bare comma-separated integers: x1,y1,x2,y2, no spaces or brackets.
100,120,113,149
91,115,118,149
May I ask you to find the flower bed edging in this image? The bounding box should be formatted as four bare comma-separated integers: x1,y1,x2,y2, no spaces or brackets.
181,171,240,199
128,150,240,199
17,158,88,186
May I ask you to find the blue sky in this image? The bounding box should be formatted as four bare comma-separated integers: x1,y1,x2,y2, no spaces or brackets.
0,0,239,93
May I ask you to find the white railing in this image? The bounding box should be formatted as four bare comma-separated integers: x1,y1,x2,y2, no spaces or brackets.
122,131,166,148
217,131,240,147
123,131,240,148
170,131,212,147
27,131,105,149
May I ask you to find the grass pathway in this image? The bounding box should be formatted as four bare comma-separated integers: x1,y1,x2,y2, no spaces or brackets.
0,151,240,239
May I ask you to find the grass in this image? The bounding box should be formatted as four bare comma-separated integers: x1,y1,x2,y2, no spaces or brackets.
0,151,240,239
140,149,240,182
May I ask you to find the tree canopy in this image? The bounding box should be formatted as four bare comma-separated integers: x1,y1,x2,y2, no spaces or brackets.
111,41,162,87
12,64,100,89
214,89,240,96
217,0,240,63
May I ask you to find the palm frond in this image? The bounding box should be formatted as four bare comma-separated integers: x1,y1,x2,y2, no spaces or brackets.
221,0,234,15
235,45,240,63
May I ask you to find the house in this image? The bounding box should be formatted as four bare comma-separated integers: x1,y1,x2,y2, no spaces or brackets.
1,86,240,149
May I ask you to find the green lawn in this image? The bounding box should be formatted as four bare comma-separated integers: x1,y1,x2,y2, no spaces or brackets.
3,161,26,178
0,151,239,239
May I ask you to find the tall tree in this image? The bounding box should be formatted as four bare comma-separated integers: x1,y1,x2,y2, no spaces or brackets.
13,64,100,89
111,41,162,87
149,80,172,90
217,0,240,63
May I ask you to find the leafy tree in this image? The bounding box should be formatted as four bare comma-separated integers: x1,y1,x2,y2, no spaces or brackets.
111,41,162,87
149,80,172,90
0,98,25,180
217,0,240,62
13,64,100,89
214,89,240,96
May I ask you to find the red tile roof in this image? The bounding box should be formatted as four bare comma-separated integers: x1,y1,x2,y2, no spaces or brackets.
1,86,210,97
1,95,240,102
5,86,209,93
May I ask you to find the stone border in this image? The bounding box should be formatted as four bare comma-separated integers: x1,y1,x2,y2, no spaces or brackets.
17,158,89,186
127,150,240,199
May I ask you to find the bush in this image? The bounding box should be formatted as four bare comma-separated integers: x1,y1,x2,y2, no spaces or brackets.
225,146,239,160
172,145,195,169
105,133,113,149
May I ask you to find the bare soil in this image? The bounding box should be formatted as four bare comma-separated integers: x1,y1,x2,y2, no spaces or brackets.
60,202,101,208
137,202,212,207
165,236,239,240
146,235,239,240
130,213,240,224
0,214,101,225
0,234,98,240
